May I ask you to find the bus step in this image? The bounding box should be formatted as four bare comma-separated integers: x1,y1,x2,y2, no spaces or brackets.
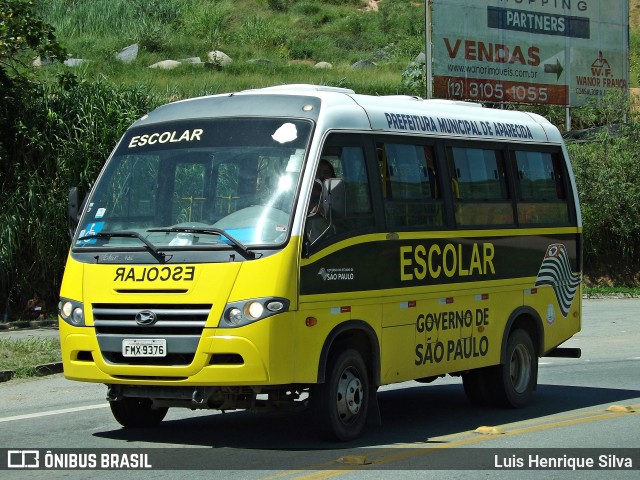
544,347,581,358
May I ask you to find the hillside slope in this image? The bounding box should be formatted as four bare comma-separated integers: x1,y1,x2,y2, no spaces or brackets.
37,0,637,96
41,0,421,64
36,0,424,95
631,0,640,29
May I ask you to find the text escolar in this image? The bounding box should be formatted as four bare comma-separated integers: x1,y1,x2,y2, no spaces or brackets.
400,242,495,281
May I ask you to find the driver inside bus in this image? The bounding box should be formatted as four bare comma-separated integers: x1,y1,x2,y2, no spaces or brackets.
306,159,336,242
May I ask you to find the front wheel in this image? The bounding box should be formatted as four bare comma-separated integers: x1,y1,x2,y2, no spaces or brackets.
312,349,369,441
110,397,168,428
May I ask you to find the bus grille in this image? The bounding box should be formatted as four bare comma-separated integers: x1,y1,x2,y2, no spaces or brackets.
92,303,212,366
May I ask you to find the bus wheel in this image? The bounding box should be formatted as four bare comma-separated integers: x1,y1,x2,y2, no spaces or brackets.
494,329,537,408
313,348,369,441
109,397,168,428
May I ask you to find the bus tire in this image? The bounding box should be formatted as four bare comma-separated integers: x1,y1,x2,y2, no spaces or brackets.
109,397,168,428
492,329,537,408
312,348,369,441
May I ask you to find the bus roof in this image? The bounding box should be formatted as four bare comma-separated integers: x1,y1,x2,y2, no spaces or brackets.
134,84,562,144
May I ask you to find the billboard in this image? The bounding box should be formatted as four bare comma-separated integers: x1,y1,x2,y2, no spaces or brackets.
430,0,629,106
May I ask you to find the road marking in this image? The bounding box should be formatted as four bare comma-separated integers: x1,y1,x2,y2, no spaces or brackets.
0,403,108,423
264,403,640,479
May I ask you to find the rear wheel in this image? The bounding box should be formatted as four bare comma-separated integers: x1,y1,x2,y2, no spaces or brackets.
463,329,537,408
312,348,369,441
497,328,537,408
110,397,168,428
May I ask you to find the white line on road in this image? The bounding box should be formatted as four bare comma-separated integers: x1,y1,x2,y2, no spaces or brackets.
0,403,108,423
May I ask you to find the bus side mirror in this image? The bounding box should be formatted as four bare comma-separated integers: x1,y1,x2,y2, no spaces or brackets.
322,178,345,219
68,187,83,241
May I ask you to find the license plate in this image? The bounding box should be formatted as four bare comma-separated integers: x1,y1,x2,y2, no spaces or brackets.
122,339,166,357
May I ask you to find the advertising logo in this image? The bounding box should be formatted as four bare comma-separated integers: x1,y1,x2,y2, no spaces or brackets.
534,243,581,317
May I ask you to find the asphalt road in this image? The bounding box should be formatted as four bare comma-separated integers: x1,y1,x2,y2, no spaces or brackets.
0,298,638,479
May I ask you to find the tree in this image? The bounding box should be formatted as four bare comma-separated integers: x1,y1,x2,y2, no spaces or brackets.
0,0,66,80
0,0,66,319
0,0,67,176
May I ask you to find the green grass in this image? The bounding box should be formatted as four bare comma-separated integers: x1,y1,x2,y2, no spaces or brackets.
36,0,425,98
37,0,639,97
583,286,640,297
0,337,61,378
630,30,640,87
52,60,410,99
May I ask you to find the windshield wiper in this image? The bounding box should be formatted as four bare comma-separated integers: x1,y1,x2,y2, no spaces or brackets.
77,231,166,263
148,227,256,259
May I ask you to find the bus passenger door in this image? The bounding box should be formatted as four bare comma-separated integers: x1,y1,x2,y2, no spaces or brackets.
298,134,381,384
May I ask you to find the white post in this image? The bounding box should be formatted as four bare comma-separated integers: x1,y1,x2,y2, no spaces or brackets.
425,0,433,99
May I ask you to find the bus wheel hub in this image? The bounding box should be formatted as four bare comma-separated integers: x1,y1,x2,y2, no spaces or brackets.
337,368,363,420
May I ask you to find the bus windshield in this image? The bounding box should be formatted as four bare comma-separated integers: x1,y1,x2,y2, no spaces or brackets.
74,118,313,251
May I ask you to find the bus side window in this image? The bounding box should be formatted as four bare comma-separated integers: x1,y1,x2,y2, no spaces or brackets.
514,150,570,225
378,142,443,228
305,142,375,248
341,147,372,214
325,145,375,235
448,146,514,227
304,150,340,244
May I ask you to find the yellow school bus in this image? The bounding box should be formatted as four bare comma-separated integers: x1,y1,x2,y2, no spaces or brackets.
59,85,582,441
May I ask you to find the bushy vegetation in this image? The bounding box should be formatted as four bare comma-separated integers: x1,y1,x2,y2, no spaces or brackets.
0,79,162,317
568,111,640,285
1,0,640,318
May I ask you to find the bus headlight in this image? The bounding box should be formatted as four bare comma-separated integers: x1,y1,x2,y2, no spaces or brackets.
227,307,243,326
58,298,85,326
221,297,290,328
245,301,264,320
